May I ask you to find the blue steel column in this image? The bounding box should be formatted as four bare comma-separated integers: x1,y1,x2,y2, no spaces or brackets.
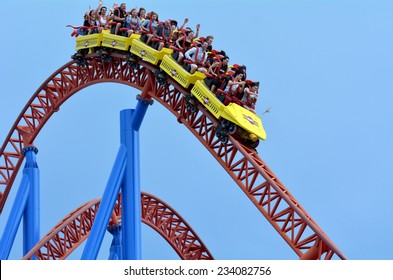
121,95,151,260
22,146,40,259
120,109,141,260
0,174,30,259
81,145,127,260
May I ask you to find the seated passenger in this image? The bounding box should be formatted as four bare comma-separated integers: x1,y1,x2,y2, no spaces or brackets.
192,35,214,67
241,82,259,113
139,11,159,43
75,11,90,36
174,29,196,63
138,7,147,22
112,3,127,35
184,23,200,39
149,19,173,51
125,8,142,37
95,0,109,29
217,70,246,105
84,9,102,35
207,55,230,93
170,18,189,41
204,35,214,55
225,70,246,95
184,41,209,74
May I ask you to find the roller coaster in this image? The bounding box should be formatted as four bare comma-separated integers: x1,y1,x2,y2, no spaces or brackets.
0,6,346,260
73,29,266,148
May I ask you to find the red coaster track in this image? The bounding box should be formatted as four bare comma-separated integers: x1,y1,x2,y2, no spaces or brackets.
0,53,346,259
22,192,213,260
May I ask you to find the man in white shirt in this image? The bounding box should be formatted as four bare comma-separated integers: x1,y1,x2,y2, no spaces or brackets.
184,41,209,74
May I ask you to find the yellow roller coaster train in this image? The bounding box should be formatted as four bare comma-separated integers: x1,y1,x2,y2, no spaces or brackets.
73,29,266,148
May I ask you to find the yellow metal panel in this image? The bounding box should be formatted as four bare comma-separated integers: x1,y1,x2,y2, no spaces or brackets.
191,80,225,119
130,39,172,65
160,55,206,88
101,33,138,51
221,103,267,140
75,33,103,50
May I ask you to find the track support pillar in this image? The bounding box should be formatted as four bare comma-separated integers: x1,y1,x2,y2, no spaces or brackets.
121,109,141,260
120,78,152,260
22,146,40,259
81,145,127,260
0,174,30,259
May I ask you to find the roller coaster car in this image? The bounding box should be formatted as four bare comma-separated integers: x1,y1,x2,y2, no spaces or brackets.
160,55,206,89
191,80,266,147
130,38,173,65
102,32,140,52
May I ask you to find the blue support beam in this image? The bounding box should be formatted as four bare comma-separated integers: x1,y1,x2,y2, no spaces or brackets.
22,146,40,258
81,144,127,260
120,99,149,260
132,95,151,131
0,174,30,259
120,109,141,260
83,95,150,260
2,94,151,260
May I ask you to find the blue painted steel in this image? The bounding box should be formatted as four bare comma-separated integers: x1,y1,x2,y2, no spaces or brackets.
120,106,147,260
0,174,30,259
132,96,150,131
108,225,122,260
22,147,40,258
121,109,140,260
83,103,148,260
81,144,127,260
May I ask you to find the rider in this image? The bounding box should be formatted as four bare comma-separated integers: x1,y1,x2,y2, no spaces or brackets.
184,40,209,74
241,82,259,113
112,3,127,35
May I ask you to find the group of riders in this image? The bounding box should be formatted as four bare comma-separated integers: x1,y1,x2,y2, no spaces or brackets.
76,1,260,114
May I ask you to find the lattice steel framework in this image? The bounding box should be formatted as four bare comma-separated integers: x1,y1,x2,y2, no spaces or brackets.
22,192,213,260
0,53,346,259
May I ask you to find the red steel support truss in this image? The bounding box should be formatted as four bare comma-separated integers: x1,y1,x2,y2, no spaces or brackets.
0,54,346,259
22,192,213,260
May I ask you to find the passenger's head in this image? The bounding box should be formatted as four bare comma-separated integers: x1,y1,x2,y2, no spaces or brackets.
164,19,171,27
170,20,178,29
150,11,158,21
205,35,214,45
89,10,96,18
201,41,209,50
99,6,107,15
138,7,146,18
187,31,195,39
120,3,126,11
234,70,244,79
249,81,259,90
222,56,230,64
131,8,138,16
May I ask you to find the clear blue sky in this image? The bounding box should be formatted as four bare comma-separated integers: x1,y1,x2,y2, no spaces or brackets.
0,0,392,260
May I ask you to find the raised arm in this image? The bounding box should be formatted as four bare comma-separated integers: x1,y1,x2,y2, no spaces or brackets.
178,18,188,30
95,0,103,14
175,35,185,49
195,24,200,38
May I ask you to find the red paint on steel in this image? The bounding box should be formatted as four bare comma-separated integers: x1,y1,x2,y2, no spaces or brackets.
22,192,213,260
0,54,346,259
